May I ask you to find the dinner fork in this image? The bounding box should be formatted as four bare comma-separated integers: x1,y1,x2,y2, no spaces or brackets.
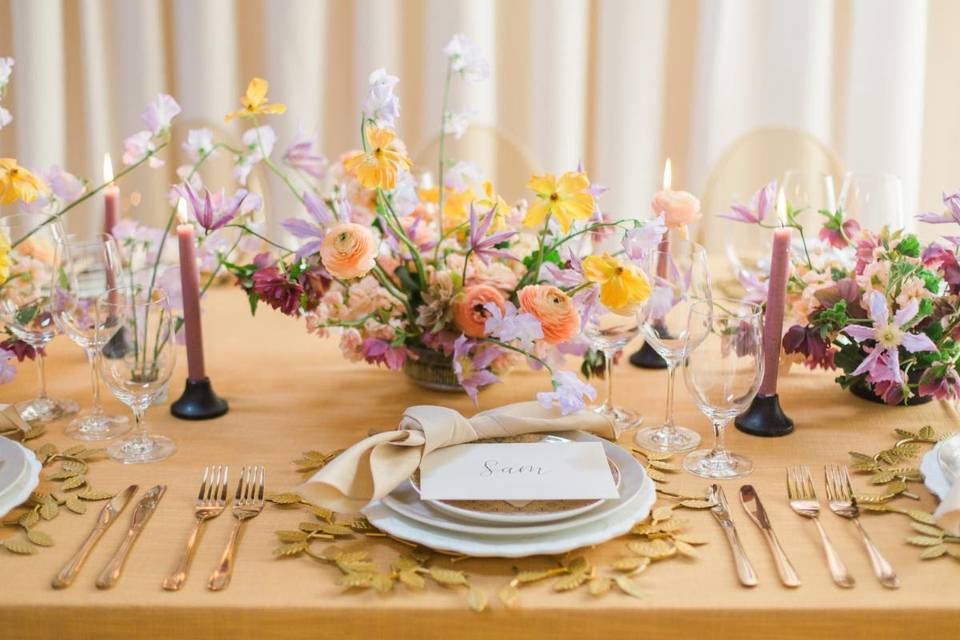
825,464,900,589
161,466,229,591
786,465,854,588
208,465,264,591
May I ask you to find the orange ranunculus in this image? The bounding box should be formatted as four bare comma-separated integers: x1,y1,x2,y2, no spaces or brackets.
652,190,701,228
453,284,506,338
518,285,580,344
320,223,379,280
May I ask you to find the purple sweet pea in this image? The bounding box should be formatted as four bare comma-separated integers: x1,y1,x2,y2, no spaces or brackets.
282,191,333,258
720,180,778,224
483,302,543,351
842,292,938,385
283,128,328,179
467,204,515,264
623,215,666,262
452,336,500,404
141,93,181,134
916,189,960,225
537,370,596,415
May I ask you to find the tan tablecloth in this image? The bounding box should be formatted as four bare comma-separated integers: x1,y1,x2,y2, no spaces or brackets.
1,288,958,640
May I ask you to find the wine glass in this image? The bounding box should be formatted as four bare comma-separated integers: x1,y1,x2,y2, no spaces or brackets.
0,213,78,422
633,238,711,453
583,309,642,432
838,171,905,230
682,299,764,478
53,234,130,440
96,290,177,464
780,169,837,224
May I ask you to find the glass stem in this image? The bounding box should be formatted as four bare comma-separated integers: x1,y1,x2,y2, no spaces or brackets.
35,351,48,400
602,348,615,411
86,349,103,413
663,361,677,430
712,418,726,454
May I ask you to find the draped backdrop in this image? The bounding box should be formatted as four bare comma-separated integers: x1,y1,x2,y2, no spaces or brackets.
0,0,957,244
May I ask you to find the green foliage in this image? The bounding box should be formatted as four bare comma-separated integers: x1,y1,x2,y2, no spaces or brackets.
894,235,920,258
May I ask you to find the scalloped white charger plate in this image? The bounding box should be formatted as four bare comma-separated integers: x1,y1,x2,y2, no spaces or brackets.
0,438,41,519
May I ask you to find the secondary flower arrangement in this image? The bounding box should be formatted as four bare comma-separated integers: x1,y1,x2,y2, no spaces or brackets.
724,183,960,405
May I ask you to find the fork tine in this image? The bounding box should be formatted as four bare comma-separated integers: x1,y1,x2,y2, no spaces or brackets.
197,466,210,502
801,465,816,499
244,466,254,503
786,466,797,499
206,466,218,503
220,467,229,505
839,465,855,501
236,466,246,503
823,465,835,501
213,466,224,503
257,466,265,504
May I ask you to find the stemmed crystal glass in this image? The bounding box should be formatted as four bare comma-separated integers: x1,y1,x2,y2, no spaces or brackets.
97,290,177,464
583,309,642,432
682,299,764,478
633,238,711,453
780,169,837,215
838,171,905,230
53,234,130,440
0,213,78,422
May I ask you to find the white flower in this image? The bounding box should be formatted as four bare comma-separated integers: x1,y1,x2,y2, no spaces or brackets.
443,34,489,82
183,128,215,162
537,371,596,415
443,108,476,140
0,57,13,89
141,93,181,135
484,302,543,352
0,106,10,130
361,68,400,127
122,130,163,167
234,126,276,185
444,160,482,191
391,171,419,216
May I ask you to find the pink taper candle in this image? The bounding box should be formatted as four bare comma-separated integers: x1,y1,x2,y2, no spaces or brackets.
176,199,206,382
759,210,792,396
103,153,119,236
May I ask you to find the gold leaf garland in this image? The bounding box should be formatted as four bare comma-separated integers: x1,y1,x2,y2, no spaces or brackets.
269,446,711,611
0,426,114,555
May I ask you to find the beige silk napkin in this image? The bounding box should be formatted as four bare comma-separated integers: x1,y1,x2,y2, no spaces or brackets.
298,401,616,513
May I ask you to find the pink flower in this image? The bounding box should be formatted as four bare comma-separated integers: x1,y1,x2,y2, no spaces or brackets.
537,370,596,415
250,266,303,316
319,223,378,279
141,94,181,134
362,338,414,371
652,190,701,228
919,365,960,400
176,183,257,232
842,292,937,385
720,181,777,224
452,336,500,403
818,218,861,249
283,128,328,179
122,130,162,167
916,189,960,225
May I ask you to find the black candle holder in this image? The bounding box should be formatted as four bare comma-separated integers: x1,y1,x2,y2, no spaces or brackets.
629,342,668,369
735,393,794,437
101,327,128,360
170,377,228,420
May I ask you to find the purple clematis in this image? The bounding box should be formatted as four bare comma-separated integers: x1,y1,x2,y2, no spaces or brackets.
916,189,960,225
176,182,258,233
452,336,500,403
720,180,778,224
282,191,333,258
467,204,515,264
842,292,938,385
283,128,328,179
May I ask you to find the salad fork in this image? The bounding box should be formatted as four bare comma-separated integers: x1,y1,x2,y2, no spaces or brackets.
162,466,229,591
786,465,854,588
825,464,900,589
208,465,264,591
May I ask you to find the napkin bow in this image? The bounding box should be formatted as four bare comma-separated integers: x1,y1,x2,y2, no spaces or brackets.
298,401,616,513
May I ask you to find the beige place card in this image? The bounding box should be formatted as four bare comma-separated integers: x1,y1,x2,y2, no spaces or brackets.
419,442,619,501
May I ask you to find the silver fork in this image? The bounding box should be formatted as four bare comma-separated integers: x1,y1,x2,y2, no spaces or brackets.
786,465,854,588
825,464,900,589
208,465,265,591
162,466,229,591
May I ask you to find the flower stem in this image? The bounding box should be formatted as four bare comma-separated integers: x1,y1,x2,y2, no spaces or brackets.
377,190,428,290
224,224,294,254
436,62,453,240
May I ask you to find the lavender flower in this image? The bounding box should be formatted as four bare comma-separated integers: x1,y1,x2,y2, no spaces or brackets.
452,336,500,403
720,180,778,224
443,109,476,140
443,34,489,82
483,302,543,351
623,214,666,261
361,69,400,127
176,183,257,232
281,191,332,258
183,128,216,162
235,125,276,185
362,338,413,371
283,127,327,179
122,130,161,167
537,370,596,415
142,94,181,134
916,189,960,225
444,161,482,191
467,204,515,264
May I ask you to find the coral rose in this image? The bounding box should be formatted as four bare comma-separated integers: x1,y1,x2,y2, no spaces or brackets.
453,284,506,338
320,222,378,279
652,190,701,228
518,285,580,344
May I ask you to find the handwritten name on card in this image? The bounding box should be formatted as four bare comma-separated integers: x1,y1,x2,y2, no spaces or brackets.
419,442,619,501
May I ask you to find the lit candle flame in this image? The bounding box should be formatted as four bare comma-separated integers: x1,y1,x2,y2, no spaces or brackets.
662,158,672,191
777,190,787,226
103,153,114,183
176,198,189,225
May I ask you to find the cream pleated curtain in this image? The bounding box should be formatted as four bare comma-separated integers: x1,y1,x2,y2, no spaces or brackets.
0,0,958,245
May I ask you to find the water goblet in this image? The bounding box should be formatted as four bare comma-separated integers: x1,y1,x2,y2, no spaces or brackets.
97,290,177,464
633,238,711,453
0,213,78,422
682,298,764,478
583,309,642,432
838,171,905,230
53,234,130,440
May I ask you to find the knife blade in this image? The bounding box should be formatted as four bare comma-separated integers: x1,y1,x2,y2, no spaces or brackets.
52,484,138,589
708,484,758,587
95,484,166,589
739,484,801,587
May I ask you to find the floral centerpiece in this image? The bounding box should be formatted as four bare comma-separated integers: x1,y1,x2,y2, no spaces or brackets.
724,182,960,405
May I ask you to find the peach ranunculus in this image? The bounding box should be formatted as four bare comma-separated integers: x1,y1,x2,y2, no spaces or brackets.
452,284,506,338
518,285,580,344
652,190,701,228
320,223,378,279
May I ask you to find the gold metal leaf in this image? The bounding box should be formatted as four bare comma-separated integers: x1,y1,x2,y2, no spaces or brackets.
515,567,564,583
849,451,876,463
304,504,335,522
628,539,675,559
897,509,937,525
275,530,309,543
497,584,520,609
678,499,714,510
850,461,880,473
77,488,114,501
909,523,945,538
26,530,53,547
371,573,395,594
34,443,57,461
273,542,308,557
674,540,700,558
906,535,943,547
398,569,425,590
644,467,669,483
919,544,948,559
65,495,86,514
392,555,420,572
466,586,487,612
266,493,303,504
61,460,87,474
62,445,86,457
429,567,468,586
648,460,680,472
918,425,935,440
672,532,709,545
18,509,39,529
565,556,588,574
45,470,79,481
22,425,46,441
870,471,896,484
552,570,588,592
651,505,676,522
339,572,374,589
3,539,36,554
60,475,86,491
613,575,645,599
588,576,612,596
612,556,650,573
39,499,58,520
316,522,354,536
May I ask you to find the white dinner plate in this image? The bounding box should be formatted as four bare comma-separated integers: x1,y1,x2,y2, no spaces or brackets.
364,473,656,558
921,439,952,501
936,433,960,485
0,436,30,499
382,432,647,536
0,439,42,520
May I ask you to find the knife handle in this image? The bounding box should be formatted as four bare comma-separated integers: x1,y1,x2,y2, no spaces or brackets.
720,524,759,587
95,529,139,589
52,525,106,589
761,528,801,587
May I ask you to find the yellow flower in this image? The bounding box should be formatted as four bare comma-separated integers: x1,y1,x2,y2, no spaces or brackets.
224,77,287,122
343,126,412,191
0,158,46,205
0,229,11,286
440,187,475,230
524,171,594,232
582,253,651,311
474,181,510,232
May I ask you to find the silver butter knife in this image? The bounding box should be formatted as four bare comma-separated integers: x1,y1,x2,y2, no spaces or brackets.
52,484,138,589
739,484,801,587
95,484,166,589
709,484,758,587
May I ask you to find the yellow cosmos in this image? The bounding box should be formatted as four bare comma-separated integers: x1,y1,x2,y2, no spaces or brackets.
343,126,412,191
224,77,287,122
0,229,11,286
0,158,47,205
524,171,594,232
474,181,510,232
582,253,651,311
